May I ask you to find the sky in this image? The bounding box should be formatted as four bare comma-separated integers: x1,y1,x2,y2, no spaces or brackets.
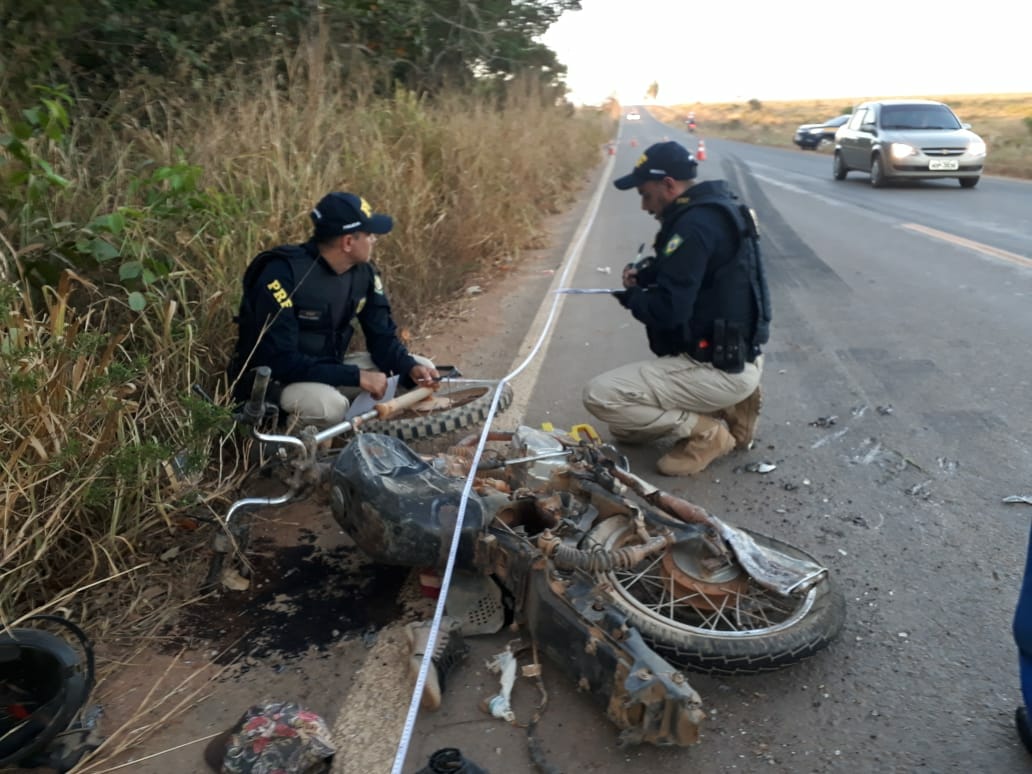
539,0,1032,106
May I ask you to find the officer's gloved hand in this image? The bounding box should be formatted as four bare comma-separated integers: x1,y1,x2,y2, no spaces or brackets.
633,256,658,287
611,289,631,308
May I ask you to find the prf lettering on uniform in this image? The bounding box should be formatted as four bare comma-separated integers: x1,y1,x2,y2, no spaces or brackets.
266,279,293,308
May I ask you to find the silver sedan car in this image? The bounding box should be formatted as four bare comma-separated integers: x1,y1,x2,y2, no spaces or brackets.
833,100,986,188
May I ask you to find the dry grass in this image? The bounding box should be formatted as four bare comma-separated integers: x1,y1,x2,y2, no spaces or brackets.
650,92,1032,178
0,33,614,644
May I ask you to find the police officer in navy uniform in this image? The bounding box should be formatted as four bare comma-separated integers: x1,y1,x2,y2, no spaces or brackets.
227,192,438,426
1014,528,1032,754
583,141,771,476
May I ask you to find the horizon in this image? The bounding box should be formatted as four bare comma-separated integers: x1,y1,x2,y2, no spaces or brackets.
614,90,1032,109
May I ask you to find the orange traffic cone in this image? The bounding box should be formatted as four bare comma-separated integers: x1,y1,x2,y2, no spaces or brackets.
607,142,616,156
696,139,707,161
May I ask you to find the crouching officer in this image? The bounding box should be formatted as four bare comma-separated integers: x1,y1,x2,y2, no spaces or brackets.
227,191,438,427
583,141,771,476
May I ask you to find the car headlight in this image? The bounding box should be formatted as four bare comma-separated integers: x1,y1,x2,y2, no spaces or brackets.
968,139,986,156
807,127,825,134
889,142,917,160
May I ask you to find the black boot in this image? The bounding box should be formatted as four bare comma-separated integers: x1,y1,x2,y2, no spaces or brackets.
1016,707,1032,755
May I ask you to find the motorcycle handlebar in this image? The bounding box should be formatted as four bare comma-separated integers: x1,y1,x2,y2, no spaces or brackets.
242,366,272,424
373,385,435,420
309,384,437,445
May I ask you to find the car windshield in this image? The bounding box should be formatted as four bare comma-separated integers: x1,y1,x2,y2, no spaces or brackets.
880,105,961,130
828,115,849,126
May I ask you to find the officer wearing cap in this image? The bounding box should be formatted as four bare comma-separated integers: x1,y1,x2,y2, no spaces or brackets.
582,141,771,476
227,192,438,426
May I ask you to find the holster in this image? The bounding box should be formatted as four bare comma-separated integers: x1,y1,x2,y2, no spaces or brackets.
710,319,747,374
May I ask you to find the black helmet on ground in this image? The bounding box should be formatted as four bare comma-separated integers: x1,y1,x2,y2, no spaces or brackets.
0,616,94,770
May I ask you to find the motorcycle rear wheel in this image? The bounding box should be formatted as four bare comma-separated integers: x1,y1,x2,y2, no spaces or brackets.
585,516,845,675
359,379,513,441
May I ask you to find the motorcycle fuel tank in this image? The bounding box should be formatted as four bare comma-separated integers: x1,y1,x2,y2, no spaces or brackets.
329,433,485,568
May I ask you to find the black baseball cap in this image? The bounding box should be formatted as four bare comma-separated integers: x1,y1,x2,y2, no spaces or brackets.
310,192,393,238
613,141,698,190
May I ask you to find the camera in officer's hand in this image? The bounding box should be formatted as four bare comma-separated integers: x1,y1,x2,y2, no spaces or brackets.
626,255,658,288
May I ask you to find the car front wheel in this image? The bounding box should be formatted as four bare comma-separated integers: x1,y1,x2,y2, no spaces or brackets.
833,151,848,180
959,176,979,189
870,155,886,188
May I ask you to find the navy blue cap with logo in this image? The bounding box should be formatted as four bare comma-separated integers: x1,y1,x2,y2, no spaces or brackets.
310,192,394,238
613,141,698,190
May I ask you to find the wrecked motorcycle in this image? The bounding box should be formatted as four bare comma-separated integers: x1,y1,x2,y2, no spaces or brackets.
215,367,845,747
203,365,512,587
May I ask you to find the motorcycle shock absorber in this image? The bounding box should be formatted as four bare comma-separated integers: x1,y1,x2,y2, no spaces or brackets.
536,530,673,573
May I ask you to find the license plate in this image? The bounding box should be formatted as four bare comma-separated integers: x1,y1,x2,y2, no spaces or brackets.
929,159,959,171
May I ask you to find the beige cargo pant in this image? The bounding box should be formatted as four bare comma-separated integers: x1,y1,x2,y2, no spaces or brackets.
279,352,435,427
582,354,763,443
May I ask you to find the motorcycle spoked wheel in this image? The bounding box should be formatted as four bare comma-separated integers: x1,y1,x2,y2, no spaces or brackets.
358,379,513,441
585,516,845,675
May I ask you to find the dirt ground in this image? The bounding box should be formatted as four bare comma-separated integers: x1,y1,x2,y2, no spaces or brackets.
15,177,593,774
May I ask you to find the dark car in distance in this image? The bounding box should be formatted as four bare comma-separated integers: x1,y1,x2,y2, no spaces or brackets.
793,114,850,150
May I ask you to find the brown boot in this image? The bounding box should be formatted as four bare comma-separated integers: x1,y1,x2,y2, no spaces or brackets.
720,386,763,450
656,416,735,476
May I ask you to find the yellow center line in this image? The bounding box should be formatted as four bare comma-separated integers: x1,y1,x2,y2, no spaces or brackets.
901,222,1032,269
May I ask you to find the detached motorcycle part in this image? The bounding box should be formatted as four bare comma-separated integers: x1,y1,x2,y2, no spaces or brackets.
586,516,845,675
515,560,705,747
445,572,507,636
414,747,488,774
358,379,513,441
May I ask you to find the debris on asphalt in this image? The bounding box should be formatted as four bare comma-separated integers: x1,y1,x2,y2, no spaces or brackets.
876,405,894,415
596,266,612,274
483,647,518,723
1003,495,1032,506
809,416,838,428
745,462,777,474
905,481,932,499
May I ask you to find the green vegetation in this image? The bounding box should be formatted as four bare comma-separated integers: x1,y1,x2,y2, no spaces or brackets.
0,5,610,632
2,0,579,105
652,93,1032,179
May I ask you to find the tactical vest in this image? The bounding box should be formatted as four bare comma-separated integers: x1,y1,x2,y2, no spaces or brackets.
229,244,373,380
659,184,771,353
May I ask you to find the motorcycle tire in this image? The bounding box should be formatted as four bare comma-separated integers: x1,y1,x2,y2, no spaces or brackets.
359,379,513,441
585,516,845,675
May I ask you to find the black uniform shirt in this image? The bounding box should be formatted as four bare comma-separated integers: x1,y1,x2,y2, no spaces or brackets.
236,242,417,390
622,180,741,356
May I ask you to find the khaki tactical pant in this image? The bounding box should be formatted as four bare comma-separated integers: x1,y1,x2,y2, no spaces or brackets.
279,352,435,427
583,354,763,443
